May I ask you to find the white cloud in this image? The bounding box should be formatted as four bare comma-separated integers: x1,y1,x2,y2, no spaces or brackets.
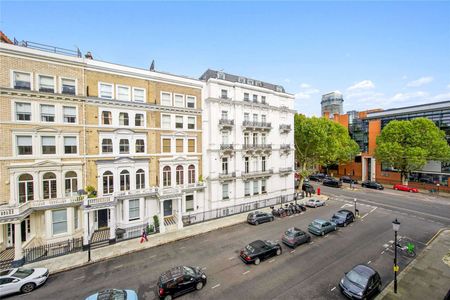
294,83,321,116
300,83,311,88
433,92,450,100
447,83,450,89
284,78,291,83
347,80,375,91
406,76,433,87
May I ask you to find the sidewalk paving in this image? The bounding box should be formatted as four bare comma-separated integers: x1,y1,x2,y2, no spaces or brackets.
24,195,329,274
376,229,450,300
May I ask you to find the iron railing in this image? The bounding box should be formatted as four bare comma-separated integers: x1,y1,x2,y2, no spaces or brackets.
14,39,82,57
116,223,157,241
242,121,272,129
183,193,296,226
23,237,83,264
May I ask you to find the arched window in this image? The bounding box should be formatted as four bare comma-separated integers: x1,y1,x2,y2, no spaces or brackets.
176,165,184,185
18,174,34,203
136,169,145,190
103,171,114,195
65,171,78,196
43,172,57,199
119,112,129,126
188,165,196,184
120,170,130,191
163,166,171,187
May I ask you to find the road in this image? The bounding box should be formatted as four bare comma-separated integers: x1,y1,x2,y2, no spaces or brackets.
8,184,449,300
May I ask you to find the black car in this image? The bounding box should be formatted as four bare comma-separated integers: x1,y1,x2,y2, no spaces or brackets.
339,264,382,300
157,266,207,300
331,209,355,227
247,211,274,225
281,227,311,248
240,240,282,265
302,182,316,194
323,178,342,188
309,173,327,182
361,181,384,190
340,176,358,184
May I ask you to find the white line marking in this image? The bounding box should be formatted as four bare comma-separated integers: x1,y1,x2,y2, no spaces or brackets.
74,276,84,280
349,224,353,227
361,213,368,219
269,259,275,263
381,251,385,254
179,246,186,249
367,260,372,264
201,267,207,270
383,244,389,248
211,284,221,289
243,270,250,275
389,240,394,244
290,250,296,253
309,242,314,244
331,286,336,292
341,203,353,208
228,257,235,260
113,264,123,269
369,207,377,214
149,254,157,259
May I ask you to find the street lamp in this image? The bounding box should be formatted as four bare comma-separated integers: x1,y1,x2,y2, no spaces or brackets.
392,218,401,294
354,198,357,217
85,204,92,262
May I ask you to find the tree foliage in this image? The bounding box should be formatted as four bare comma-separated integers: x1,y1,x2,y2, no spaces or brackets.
375,118,450,184
294,114,360,190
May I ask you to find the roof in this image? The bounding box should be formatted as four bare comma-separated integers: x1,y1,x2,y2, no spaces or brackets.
366,100,450,120
0,31,13,44
199,69,286,93
159,266,185,283
249,240,266,249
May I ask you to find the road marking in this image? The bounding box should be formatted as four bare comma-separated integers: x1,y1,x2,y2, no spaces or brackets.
381,251,385,254
369,207,377,214
179,246,186,249
367,260,372,264
389,240,394,244
74,276,84,280
361,213,368,219
228,257,235,260
269,259,275,263
349,224,353,227
290,249,296,253
149,254,157,259
309,242,314,244
331,287,336,292
201,267,207,270
341,203,353,208
243,270,250,275
211,284,221,289
113,264,123,269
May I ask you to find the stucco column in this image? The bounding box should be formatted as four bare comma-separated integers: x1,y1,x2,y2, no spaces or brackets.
83,211,89,246
362,158,367,181
12,221,24,267
44,210,52,238
159,200,166,233
67,207,74,235
177,197,183,229
109,206,116,242
371,158,376,181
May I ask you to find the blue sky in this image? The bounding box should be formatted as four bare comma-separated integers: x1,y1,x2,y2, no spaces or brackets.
1,1,449,116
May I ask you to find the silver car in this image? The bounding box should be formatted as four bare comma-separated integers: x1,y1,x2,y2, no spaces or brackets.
305,198,326,208
0,267,49,296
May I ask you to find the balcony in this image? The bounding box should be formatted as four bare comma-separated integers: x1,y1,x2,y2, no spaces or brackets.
242,121,272,131
220,144,235,156
243,144,272,154
242,169,274,179
279,167,293,176
219,171,236,182
280,144,292,155
220,95,232,101
219,119,234,130
279,124,292,134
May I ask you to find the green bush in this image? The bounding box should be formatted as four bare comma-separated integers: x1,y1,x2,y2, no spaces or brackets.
153,215,159,229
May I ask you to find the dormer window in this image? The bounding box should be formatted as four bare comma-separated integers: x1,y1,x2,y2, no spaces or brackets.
217,72,225,80
247,79,254,85
238,77,245,84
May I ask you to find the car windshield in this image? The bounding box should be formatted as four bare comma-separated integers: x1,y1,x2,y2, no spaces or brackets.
265,240,276,246
12,268,34,279
98,289,126,300
284,230,296,237
311,221,322,228
0,269,12,276
333,213,346,218
183,266,196,276
346,270,368,289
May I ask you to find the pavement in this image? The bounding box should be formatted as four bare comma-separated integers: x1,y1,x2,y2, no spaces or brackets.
23,195,330,274
376,229,450,300
6,190,446,300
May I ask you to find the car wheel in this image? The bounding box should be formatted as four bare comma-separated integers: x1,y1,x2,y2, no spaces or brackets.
164,295,173,300
321,231,325,236
343,222,347,227
254,258,261,265
255,221,259,225
276,248,282,256
394,187,398,190
196,281,204,290
271,217,274,222
21,283,36,294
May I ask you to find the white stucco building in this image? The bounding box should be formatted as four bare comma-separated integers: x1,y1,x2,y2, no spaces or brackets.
200,70,295,210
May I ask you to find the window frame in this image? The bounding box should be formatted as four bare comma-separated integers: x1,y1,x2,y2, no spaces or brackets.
101,111,112,125
161,91,172,106
175,116,183,129
187,116,195,130
119,139,130,154
174,93,185,107
16,135,33,156
162,114,171,129
63,136,78,155
116,84,131,101
52,209,68,236
135,139,145,153
186,95,196,108
101,138,113,154
185,194,194,212
222,184,229,200
128,199,140,221
15,102,32,122
59,77,77,95
132,87,146,102
11,70,32,90
40,104,56,122
63,106,77,124
98,82,114,99
41,136,56,155
37,74,56,93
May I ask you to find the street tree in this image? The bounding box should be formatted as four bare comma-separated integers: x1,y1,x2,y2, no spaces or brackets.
375,117,450,184
294,114,360,192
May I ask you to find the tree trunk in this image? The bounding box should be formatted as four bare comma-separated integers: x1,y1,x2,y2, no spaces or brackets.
401,172,409,185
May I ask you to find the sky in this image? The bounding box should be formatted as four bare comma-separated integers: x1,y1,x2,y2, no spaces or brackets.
1,1,449,116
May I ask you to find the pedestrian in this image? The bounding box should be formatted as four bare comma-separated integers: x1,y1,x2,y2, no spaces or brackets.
140,228,148,243
350,180,354,190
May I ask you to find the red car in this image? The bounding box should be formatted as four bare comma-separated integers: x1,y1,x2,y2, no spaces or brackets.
393,184,419,193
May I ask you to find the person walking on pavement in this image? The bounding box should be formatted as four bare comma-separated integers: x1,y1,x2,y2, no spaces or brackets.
140,228,148,243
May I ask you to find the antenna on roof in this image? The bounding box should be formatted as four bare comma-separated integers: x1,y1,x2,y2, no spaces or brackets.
150,60,155,71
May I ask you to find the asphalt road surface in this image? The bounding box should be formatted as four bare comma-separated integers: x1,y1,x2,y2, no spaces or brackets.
8,184,449,300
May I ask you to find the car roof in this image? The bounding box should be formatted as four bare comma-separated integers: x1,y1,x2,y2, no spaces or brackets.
286,227,303,233
159,266,187,283
313,219,327,224
352,264,377,277
338,209,352,214
249,240,266,249
97,289,125,300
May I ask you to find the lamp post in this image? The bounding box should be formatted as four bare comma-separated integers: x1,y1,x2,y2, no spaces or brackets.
85,204,92,262
354,198,357,217
392,218,401,294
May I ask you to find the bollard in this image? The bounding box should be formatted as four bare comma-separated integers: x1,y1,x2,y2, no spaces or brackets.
317,187,321,195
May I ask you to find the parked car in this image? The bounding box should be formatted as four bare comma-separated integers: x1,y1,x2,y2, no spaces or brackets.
339,264,382,299
240,240,282,265
302,182,316,194
308,219,337,236
305,198,326,208
281,227,311,248
157,266,207,300
247,211,274,225
86,289,138,300
0,268,49,296
323,178,342,188
309,173,327,182
361,180,384,190
419,177,434,184
393,184,419,193
331,210,355,227
340,176,358,184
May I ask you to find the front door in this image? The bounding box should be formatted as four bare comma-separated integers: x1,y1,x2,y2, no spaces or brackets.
97,209,108,228
163,200,173,217
6,224,14,247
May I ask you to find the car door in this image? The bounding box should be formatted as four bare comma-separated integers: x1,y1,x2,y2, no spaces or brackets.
175,275,193,296
324,222,332,233
297,232,307,244
365,275,377,296
0,277,19,296
346,213,353,223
